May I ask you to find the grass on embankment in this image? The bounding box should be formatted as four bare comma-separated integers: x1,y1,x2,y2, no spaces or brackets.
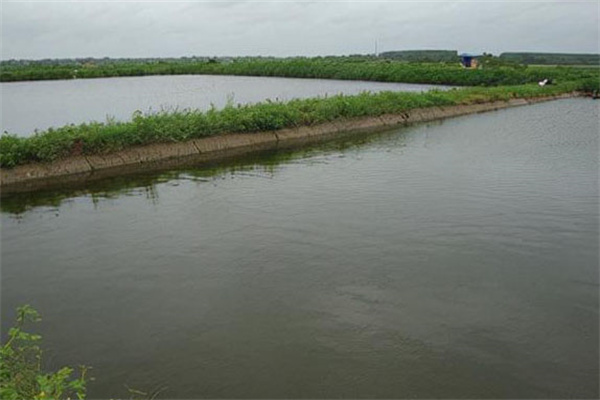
2,58,599,87
0,81,592,169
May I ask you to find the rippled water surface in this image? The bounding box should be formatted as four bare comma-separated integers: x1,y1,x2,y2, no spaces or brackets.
1,98,598,399
1,75,449,136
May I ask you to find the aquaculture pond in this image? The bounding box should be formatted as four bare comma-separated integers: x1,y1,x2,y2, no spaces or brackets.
1,98,598,399
0,75,450,136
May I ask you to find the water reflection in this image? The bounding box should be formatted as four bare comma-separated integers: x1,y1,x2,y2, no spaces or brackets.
1,126,407,215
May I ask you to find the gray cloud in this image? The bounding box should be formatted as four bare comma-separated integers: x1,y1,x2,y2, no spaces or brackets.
1,1,598,59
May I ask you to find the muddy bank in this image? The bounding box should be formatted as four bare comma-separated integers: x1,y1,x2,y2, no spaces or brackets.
0,93,579,194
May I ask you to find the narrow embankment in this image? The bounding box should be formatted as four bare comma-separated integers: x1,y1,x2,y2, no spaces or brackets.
2,58,598,86
0,93,579,194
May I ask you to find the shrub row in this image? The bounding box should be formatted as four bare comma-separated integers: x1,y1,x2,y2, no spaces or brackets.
0,81,585,168
2,58,598,87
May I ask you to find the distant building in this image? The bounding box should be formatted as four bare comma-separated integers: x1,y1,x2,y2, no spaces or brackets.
459,53,481,69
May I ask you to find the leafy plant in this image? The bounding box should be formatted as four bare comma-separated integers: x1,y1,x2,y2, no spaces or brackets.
0,305,88,400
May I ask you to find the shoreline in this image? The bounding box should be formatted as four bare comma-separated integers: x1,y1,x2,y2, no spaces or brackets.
0,93,580,194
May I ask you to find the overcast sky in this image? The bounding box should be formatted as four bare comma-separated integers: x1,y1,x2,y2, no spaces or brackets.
1,1,598,60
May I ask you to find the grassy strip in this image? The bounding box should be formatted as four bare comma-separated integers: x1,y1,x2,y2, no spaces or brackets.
2,58,598,86
0,81,589,169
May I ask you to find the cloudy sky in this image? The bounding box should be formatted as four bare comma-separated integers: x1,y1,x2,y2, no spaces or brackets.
1,1,598,60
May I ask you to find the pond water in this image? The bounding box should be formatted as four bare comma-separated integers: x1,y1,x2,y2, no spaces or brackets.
1,98,598,399
0,75,450,136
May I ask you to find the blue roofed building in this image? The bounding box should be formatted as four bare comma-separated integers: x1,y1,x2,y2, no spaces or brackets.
459,53,481,69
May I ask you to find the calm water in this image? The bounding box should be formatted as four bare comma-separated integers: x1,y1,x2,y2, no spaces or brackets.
1,98,598,399
0,75,449,136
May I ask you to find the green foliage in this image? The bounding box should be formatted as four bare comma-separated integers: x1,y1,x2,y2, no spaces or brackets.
0,305,88,400
577,77,600,93
500,52,600,66
378,50,459,63
478,54,525,69
1,57,597,86
0,134,34,168
0,81,586,169
0,58,592,168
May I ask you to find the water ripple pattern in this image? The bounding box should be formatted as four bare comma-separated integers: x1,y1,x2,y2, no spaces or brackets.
1,98,598,399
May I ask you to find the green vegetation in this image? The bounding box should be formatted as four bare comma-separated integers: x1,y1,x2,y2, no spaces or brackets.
578,77,600,93
0,305,88,400
499,52,600,66
1,57,598,86
378,50,459,63
1,80,593,169
1,56,597,169
1,306,162,399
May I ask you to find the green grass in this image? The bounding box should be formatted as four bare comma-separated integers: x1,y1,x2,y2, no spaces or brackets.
2,57,598,86
0,80,590,169
499,52,600,66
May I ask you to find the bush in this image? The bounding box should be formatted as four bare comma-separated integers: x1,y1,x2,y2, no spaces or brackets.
0,305,88,400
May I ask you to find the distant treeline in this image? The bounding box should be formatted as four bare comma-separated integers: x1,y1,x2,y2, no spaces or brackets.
377,50,600,66
499,52,600,66
0,55,267,67
378,50,458,62
1,57,597,86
